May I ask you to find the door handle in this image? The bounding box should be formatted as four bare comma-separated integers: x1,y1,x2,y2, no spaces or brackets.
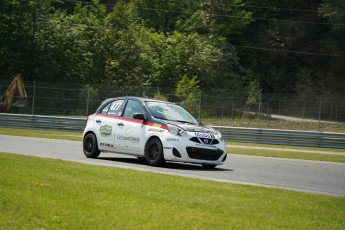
117,122,124,126
96,120,101,123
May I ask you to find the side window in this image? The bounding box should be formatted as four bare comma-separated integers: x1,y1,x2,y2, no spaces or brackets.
100,103,111,114
123,100,145,119
108,100,124,116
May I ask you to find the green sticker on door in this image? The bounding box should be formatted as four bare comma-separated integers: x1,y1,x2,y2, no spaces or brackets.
100,125,112,136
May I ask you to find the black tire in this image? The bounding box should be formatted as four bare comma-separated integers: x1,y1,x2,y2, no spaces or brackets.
202,164,217,169
145,138,165,166
83,133,100,158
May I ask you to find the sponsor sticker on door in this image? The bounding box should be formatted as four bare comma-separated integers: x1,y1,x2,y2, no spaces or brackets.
100,125,112,136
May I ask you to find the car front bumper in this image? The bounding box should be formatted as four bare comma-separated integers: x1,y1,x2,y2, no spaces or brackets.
162,134,227,165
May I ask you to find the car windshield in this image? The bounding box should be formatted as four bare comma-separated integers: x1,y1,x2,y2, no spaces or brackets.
146,101,199,125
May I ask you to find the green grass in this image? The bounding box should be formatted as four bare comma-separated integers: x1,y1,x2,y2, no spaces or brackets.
226,141,345,163
1,152,344,229
227,142,345,153
203,118,345,133
0,128,82,141
229,147,345,163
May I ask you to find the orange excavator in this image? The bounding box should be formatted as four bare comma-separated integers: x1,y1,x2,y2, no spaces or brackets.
0,73,27,112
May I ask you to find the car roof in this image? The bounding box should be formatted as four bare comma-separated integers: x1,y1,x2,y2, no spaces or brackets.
106,96,171,104
96,96,177,114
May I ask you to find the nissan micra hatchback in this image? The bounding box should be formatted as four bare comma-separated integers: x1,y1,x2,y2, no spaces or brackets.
83,97,227,168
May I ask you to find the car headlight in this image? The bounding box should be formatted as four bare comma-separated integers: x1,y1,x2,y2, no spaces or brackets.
207,126,221,136
218,132,224,142
168,125,186,136
207,127,223,141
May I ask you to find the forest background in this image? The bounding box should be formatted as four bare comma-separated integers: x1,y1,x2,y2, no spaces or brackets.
0,0,344,99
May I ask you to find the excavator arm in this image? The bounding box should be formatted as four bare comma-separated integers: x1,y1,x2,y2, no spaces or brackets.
1,74,27,111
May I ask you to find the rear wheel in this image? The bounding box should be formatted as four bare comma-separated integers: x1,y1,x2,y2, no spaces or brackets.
145,138,165,166
83,133,100,158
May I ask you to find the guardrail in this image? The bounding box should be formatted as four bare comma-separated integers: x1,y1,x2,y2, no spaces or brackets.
1,113,344,149
0,113,85,132
214,126,345,149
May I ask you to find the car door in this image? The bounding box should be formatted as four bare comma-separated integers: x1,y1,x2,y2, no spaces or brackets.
114,99,146,154
94,99,124,150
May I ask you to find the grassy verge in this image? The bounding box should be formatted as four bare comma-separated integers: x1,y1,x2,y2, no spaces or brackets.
1,152,344,229
0,128,82,141
227,142,345,153
203,118,345,133
228,147,345,163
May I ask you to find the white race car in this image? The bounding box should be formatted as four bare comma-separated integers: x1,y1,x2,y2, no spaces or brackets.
82,97,227,168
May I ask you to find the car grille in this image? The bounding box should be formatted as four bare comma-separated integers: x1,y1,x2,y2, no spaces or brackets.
186,147,223,161
189,137,219,145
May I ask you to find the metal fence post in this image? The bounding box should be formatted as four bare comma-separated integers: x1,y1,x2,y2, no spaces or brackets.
302,101,305,120
335,105,338,122
31,81,36,115
86,85,90,116
198,91,202,121
278,99,281,115
231,103,234,118
318,99,322,131
257,93,262,121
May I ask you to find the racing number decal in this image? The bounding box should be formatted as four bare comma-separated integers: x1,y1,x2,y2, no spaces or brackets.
110,102,122,111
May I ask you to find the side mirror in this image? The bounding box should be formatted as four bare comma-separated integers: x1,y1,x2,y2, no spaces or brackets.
133,113,146,121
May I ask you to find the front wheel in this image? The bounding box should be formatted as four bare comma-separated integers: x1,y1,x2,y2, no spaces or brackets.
83,133,100,158
145,138,165,166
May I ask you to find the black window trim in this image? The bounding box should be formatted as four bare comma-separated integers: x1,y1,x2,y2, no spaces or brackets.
97,99,125,116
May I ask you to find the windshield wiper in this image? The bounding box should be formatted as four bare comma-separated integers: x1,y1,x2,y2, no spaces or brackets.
171,120,196,125
154,116,196,125
153,116,169,121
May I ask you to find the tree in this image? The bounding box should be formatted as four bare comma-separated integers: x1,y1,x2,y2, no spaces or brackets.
234,0,345,96
104,2,152,86
35,0,108,83
320,0,345,32
0,0,53,80
175,75,200,116
2,0,344,98
153,89,167,101
177,0,251,37
246,79,262,109
135,0,191,33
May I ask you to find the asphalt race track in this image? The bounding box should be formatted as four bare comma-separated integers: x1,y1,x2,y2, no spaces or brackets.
1,135,344,196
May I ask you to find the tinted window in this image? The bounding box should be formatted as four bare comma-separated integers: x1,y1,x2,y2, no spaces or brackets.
100,103,111,114
123,100,145,119
107,100,124,116
146,101,198,124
